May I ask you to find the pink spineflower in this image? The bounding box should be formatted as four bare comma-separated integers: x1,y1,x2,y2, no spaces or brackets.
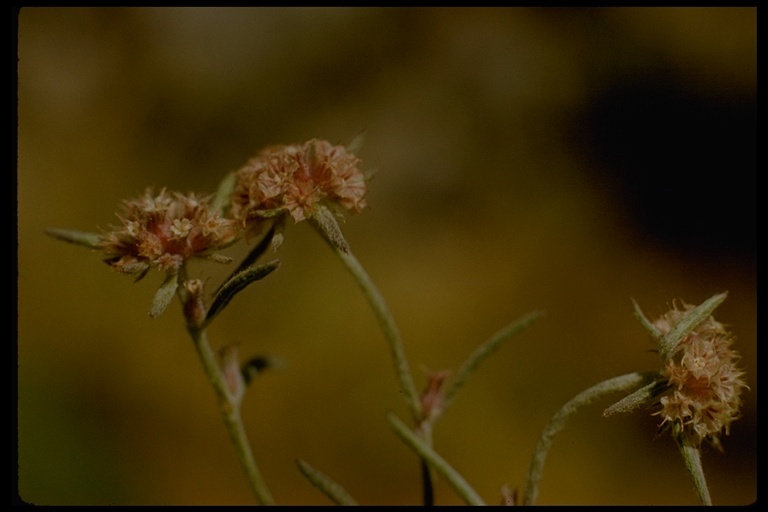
652,301,748,448
100,188,240,276
230,139,368,229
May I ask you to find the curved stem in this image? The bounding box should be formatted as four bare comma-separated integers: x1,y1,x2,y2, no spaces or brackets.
187,325,275,505
309,210,431,503
309,211,422,423
522,371,656,505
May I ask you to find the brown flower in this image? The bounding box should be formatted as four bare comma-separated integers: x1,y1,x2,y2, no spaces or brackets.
100,188,240,276
652,301,748,448
230,139,368,230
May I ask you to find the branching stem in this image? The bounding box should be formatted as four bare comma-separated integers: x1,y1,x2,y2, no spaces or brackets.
186,324,274,505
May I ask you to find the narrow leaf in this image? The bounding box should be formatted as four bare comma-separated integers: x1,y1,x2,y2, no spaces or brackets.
387,412,485,506
230,224,276,278
659,292,728,359
45,227,102,249
206,260,280,322
149,273,179,318
212,171,237,214
295,459,358,506
346,131,366,154
632,298,662,339
441,310,544,417
522,371,657,505
603,376,665,416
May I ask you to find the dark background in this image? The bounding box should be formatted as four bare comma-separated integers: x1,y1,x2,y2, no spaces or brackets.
17,7,756,505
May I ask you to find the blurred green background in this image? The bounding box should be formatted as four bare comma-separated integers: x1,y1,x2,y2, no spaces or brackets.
17,7,756,506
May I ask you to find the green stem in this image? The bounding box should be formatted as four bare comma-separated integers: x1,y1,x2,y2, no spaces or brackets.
187,325,275,505
308,209,430,503
417,422,435,506
334,246,440,501
674,424,712,505
521,371,656,505
309,212,422,424
388,413,485,506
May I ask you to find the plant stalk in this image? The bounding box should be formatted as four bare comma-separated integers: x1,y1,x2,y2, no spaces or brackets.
187,325,275,505
522,371,657,505
674,424,712,505
338,247,421,421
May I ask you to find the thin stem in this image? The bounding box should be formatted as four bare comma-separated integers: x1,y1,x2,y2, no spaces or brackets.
187,325,275,505
338,248,421,421
674,425,713,505
388,413,485,506
522,371,657,506
420,459,434,506
308,210,429,503
334,246,439,499
417,422,435,506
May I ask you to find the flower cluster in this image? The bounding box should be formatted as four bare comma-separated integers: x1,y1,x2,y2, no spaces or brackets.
230,138,368,228
100,188,239,275
652,302,747,448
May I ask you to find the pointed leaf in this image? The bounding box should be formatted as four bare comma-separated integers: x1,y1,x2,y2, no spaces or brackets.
659,292,728,359
296,459,358,506
603,376,665,416
149,273,179,318
230,224,276,278
441,310,544,418
346,131,366,154
522,371,656,505
132,264,151,283
632,298,662,339
206,260,280,322
212,171,237,214
45,227,102,249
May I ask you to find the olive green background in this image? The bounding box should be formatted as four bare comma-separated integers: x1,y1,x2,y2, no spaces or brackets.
17,7,756,505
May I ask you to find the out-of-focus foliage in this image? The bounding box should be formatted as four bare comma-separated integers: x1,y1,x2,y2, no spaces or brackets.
17,7,755,505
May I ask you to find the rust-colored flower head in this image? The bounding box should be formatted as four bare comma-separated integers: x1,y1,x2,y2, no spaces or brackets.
230,138,368,231
652,300,748,448
100,188,240,277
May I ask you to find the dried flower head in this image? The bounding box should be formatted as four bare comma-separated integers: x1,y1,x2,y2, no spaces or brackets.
230,138,368,230
652,301,748,448
100,188,240,276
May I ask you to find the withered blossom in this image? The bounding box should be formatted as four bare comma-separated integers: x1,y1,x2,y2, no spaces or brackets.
652,301,748,448
419,369,452,423
230,138,368,230
100,188,240,276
